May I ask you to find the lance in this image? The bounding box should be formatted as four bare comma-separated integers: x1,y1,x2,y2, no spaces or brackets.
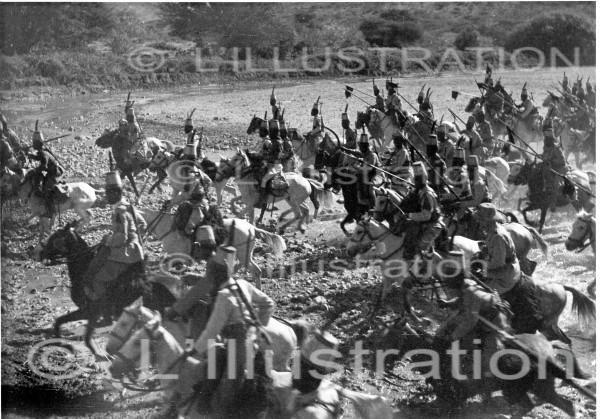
344,87,372,107
345,84,373,98
396,91,434,124
451,90,480,100
495,129,595,198
339,147,414,187
447,108,467,126
475,314,596,402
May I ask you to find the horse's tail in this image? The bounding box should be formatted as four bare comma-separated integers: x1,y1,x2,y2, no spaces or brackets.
524,224,548,258
254,227,286,258
564,285,596,325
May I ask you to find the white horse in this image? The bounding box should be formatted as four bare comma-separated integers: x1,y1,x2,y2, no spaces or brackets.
217,149,322,233
346,217,480,302
140,208,286,288
19,170,98,240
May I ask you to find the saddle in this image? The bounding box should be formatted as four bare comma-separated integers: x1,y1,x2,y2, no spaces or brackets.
267,173,288,197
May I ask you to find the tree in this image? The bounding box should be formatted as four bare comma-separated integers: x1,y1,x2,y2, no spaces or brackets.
454,28,479,50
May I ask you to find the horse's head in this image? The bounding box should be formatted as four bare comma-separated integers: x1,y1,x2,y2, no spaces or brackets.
346,215,385,257
566,211,594,251
507,161,527,185
36,221,83,264
247,115,263,135
372,187,390,222
464,97,481,113
542,92,560,108
108,310,165,380
106,297,156,355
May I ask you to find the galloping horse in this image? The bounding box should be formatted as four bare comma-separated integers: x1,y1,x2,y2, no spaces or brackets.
508,160,593,232
216,149,322,233
19,170,98,241
36,222,176,356
140,208,286,288
95,130,164,196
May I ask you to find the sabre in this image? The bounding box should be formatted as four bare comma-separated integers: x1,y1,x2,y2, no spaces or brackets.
475,314,596,402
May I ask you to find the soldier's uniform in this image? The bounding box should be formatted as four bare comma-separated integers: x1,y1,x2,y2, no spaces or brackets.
192,246,274,414
183,109,205,160
437,126,455,168
444,148,470,202
385,84,402,116
435,252,510,387
373,82,386,113
401,162,444,259
474,106,494,155
382,134,412,195
259,120,284,205
125,106,141,147
517,84,536,126
306,98,322,140
478,203,542,334
354,134,381,207
541,121,567,212
454,155,490,219
29,123,65,216
461,116,484,161
425,134,447,196
84,171,146,302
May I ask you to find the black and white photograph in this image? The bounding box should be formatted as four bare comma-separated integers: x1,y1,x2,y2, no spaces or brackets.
0,2,596,418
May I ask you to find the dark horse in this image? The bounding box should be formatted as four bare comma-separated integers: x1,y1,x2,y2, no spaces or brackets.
314,143,368,235
95,130,151,197
508,160,592,233
37,222,175,356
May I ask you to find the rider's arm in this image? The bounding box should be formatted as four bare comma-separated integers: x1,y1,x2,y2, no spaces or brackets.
248,283,275,326
193,292,231,355
485,234,507,275
449,292,482,340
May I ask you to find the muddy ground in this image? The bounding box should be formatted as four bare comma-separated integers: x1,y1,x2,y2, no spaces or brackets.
1,68,596,418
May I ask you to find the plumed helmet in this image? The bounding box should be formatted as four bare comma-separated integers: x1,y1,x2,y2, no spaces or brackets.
521,83,528,99
412,161,428,180
542,117,554,135
417,85,425,104
212,245,237,271
32,120,44,148
311,97,320,117
270,87,277,107
427,133,438,146
279,119,288,139
467,115,475,125
359,132,369,144
562,72,569,90
197,225,216,250
105,171,123,188
126,106,136,123
345,129,357,148
477,202,502,222
259,116,269,138
183,143,197,158
185,108,195,129
452,147,466,166
466,155,479,167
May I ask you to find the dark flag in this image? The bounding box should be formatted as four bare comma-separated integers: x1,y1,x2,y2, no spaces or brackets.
345,85,353,99
451,90,459,100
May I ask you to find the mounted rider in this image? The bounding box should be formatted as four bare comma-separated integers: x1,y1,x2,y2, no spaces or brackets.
443,147,470,203
183,108,206,160
354,133,382,207
417,87,434,123
477,203,543,334
453,155,491,220
398,161,444,262
436,124,455,168
84,170,146,303
460,116,484,161
516,83,538,130
435,251,511,395
541,118,568,213
28,121,66,216
257,119,285,209
474,104,494,156
373,79,385,113
192,245,274,415
382,133,412,195
385,80,402,126
425,134,448,197
306,97,322,141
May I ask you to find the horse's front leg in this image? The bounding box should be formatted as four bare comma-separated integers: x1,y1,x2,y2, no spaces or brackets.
538,207,548,234
148,174,165,194
85,309,102,358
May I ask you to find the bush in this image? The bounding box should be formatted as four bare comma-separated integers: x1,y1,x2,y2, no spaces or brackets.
454,28,479,50
504,13,595,66
359,19,422,47
379,9,412,22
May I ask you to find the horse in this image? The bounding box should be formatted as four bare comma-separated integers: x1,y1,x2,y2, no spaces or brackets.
380,318,588,415
355,108,399,152
566,210,596,297
508,160,593,232
140,208,286,289
108,308,320,418
95,130,164,196
19,169,98,241
217,149,322,233
345,216,482,318
246,115,320,169
35,222,177,356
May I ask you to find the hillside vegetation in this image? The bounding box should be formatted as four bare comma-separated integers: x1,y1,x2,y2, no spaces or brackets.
0,2,595,90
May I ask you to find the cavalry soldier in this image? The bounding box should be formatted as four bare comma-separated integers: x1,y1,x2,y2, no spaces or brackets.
354,133,381,207
435,251,511,393
477,202,543,334
258,119,284,208
483,63,494,88
385,81,402,124
125,106,142,147
474,105,494,156
373,80,385,113
28,122,65,216
184,109,205,160
399,161,443,261
425,134,447,196
453,155,491,219
306,97,322,140
419,89,434,122
84,171,146,303
460,116,484,161
585,78,595,107
192,245,274,415
437,125,455,168
541,118,567,214
516,83,536,125
382,134,412,195
562,72,570,92
444,147,470,203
